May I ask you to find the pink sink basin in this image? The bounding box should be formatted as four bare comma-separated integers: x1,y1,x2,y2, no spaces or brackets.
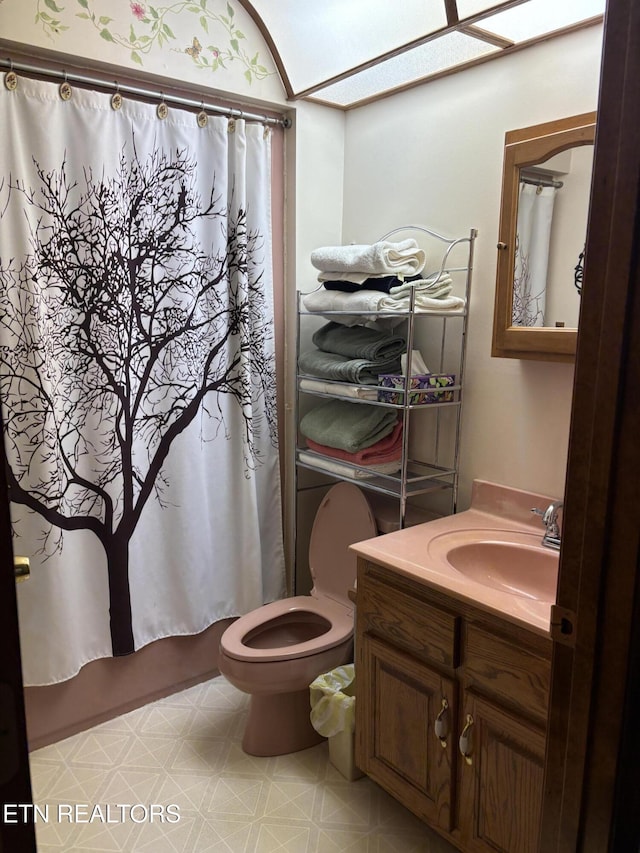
350,481,564,634
445,540,558,600
427,529,559,603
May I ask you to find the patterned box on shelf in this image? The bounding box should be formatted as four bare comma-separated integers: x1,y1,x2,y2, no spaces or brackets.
377,373,456,405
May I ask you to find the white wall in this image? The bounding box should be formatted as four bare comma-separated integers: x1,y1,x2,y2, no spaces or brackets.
291,102,346,291
284,101,346,587
340,25,603,509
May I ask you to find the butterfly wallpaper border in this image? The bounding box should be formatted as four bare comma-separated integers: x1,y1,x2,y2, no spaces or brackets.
35,0,273,84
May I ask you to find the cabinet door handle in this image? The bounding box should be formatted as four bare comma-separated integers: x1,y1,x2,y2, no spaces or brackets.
434,697,449,748
459,714,474,765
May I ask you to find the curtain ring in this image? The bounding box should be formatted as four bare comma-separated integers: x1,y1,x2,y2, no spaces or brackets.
111,82,123,111
157,93,168,120
4,59,18,91
59,72,72,101
263,117,271,140
196,100,208,128
227,117,236,133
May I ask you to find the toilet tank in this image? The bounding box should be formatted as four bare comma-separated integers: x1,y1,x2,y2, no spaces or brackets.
308,483,377,606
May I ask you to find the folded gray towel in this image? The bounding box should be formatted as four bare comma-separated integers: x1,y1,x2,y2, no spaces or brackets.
300,399,399,452
298,350,401,385
312,322,406,361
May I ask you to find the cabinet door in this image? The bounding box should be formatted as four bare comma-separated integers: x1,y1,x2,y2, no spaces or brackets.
356,633,456,832
457,692,545,853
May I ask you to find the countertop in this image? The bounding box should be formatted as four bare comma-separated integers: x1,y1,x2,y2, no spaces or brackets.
350,480,560,636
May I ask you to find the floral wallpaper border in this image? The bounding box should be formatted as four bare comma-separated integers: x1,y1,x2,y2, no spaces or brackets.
35,0,273,84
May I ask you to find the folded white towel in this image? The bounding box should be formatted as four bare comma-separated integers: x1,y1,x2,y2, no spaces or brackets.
389,273,453,298
302,286,466,327
298,451,401,479
378,292,466,313
311,239,426,278
299,378,378,400
302,289,385,326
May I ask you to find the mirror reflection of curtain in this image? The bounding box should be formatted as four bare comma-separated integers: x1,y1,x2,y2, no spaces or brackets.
512,183,557,326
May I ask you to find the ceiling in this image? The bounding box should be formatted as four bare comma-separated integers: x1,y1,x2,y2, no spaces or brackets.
243,0,606,108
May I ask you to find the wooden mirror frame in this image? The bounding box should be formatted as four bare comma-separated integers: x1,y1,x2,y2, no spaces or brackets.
491,112,597,362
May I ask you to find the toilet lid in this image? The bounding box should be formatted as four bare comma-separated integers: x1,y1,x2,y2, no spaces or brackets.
309,482,377,603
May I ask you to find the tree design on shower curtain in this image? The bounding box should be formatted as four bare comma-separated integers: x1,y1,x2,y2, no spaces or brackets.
512,233,544,326
0,143,276,656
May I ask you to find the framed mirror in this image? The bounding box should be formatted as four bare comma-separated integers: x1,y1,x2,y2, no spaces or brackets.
491,112,596,362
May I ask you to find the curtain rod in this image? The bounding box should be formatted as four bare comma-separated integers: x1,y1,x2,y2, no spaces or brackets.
520,175,564,189
0,57,291,128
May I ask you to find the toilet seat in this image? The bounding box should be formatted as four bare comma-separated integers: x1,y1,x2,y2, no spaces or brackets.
219,595,353,663
220,483,377,664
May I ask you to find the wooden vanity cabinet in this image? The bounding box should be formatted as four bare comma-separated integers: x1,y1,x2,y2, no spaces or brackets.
358,633,458,832
355,558,552,853
457,692,546,853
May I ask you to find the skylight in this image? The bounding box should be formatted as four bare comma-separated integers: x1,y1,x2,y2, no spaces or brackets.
246,0,605,108
312,33,499,108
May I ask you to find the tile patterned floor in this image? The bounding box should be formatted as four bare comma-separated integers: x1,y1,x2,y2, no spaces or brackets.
30,676,458,852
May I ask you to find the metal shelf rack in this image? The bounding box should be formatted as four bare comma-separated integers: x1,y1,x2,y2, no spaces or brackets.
294,224,477,540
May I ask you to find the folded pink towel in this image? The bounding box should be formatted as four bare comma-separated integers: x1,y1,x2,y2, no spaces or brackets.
306,420,403,465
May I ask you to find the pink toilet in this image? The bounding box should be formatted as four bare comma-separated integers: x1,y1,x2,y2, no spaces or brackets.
218,482,377,756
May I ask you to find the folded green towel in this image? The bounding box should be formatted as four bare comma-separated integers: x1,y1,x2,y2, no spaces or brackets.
312,322,406,361
299,399,398,452
298,349,401,385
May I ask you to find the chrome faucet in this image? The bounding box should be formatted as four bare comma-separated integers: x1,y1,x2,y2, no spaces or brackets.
531,500,563,550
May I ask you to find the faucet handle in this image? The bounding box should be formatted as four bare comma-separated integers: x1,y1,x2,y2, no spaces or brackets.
532,504,561,531
532,503,562,549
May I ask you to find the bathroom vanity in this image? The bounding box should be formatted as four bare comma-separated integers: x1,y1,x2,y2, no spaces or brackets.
351,480,558,853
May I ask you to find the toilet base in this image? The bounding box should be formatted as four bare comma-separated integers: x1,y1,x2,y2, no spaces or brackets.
242,689,324,756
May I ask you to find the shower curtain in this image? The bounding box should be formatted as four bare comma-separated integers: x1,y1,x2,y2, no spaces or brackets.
512,183,557,327
0,76,285,685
